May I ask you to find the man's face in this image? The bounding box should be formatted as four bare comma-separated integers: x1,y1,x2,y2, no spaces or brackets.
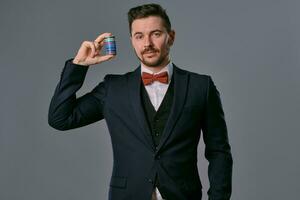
130,16,175,69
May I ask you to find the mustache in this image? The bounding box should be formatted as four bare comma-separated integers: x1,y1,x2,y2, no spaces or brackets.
142,47,158,54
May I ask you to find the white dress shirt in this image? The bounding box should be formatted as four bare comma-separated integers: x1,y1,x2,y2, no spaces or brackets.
141,62,173,111
141,62,173,200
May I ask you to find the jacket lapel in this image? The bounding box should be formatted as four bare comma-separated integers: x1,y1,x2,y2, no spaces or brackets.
128,64,189,152
128,66,155,151
157,65,188,152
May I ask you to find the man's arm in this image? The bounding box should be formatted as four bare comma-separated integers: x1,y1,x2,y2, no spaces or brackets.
202,76,233,200
48,59,108,130
48,32,115,131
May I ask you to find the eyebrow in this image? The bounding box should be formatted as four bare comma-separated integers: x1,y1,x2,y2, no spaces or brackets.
133,29,163,36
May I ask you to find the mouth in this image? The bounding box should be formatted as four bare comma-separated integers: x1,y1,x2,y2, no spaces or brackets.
143,50,158,57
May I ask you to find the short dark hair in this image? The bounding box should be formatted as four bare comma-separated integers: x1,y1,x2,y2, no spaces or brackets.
127,3,172,35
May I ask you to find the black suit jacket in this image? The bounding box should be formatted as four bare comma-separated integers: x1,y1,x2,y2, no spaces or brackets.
48,59,233,200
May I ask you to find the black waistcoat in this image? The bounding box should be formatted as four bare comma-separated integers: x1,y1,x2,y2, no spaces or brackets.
140,74,174,148
140,75,174,196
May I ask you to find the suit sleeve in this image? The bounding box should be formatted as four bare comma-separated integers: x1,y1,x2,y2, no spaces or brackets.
202,76,233,200
48,59,108,131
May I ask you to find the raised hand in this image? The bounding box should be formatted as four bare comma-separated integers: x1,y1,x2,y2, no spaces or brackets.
73,32,116,66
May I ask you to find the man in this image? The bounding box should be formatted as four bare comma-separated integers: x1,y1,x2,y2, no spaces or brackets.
48,3,233,200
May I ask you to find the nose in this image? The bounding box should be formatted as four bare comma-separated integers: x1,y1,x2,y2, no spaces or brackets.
144,35,153,47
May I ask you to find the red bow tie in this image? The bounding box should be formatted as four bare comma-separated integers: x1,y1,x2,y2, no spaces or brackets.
142,71,169,85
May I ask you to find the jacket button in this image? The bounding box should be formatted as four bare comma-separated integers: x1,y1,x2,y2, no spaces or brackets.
148,179,153,183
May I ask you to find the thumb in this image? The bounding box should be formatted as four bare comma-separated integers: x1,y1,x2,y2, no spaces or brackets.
95,54,115,64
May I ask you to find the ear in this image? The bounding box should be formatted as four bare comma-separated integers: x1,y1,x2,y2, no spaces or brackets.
167,30,175,46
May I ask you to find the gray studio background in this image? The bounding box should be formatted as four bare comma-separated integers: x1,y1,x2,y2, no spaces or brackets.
1,0,299,199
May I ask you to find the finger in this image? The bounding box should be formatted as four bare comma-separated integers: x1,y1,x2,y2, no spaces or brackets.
94,41,105,52
94,40,103,52
93,41,100,54
94,32,113,44
94,41,100,49
93,48,102,57
99,41,105,46
94,54,115,64
83,41,96,58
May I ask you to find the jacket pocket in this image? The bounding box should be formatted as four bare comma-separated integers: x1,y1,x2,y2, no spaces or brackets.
110,176,127,189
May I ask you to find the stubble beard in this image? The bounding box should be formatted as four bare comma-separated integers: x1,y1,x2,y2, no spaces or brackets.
135,48,170,68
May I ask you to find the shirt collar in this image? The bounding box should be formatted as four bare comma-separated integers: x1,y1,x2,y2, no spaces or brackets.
140,61,173,84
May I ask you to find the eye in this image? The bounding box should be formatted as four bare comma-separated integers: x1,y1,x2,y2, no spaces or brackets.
153,32,161,37
135,34,143,40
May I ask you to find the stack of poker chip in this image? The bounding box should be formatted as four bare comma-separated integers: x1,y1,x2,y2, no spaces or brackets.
104,36,117,55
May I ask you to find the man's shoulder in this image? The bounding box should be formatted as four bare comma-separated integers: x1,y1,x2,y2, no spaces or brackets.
99,72,134,94
103,68,138,82
173,64,211,81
